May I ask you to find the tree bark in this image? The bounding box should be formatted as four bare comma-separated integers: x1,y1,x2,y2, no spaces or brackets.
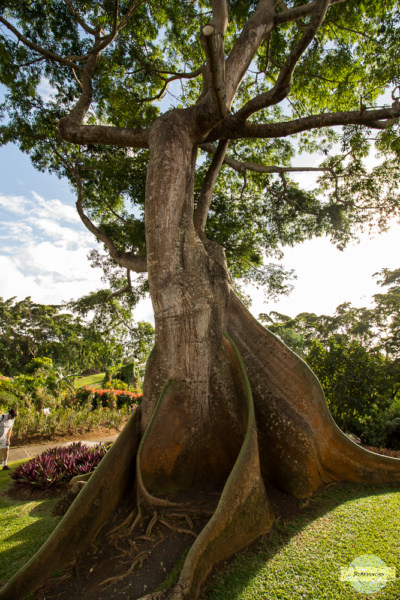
139,110,239,491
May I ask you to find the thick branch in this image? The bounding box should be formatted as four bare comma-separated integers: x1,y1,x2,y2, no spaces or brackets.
275,0,347,25
201,24,227,117
225,0,276,106
208,105,400,141
211,0,229,34
201,143,326,175
200,2,229,117
75,173,147,273
58,120,149,147
236,0,330,120
194,139,229,235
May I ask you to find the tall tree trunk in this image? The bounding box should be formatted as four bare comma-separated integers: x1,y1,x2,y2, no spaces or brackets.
139,111,241,491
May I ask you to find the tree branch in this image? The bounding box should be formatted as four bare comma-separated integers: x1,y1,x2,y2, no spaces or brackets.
194,139,229,235
74,171,147,273
58,120,149,147
200,1,229,117
208,105,400,141
225,0,276,106
63,0,98,36
201,142,326,174
0,15,79,70
236,0,330,120
117,0,142,32
275,0,347,25
107,269,133,300
140,67,203,103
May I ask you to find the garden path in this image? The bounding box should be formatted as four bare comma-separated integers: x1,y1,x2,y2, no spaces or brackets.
8,433,119,462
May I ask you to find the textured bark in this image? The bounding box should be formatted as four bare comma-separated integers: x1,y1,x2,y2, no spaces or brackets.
139,110,233,491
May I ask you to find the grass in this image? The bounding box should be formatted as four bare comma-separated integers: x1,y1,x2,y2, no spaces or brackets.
201,483,400,600
2,474,400,598
74,372,105,389
0,460,61,583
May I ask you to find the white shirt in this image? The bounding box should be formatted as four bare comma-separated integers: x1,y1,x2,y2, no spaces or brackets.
0,414,15,443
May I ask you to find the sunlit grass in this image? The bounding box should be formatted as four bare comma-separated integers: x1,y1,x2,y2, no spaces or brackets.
74,372,105,389
202,483,400,600
0,460,61,583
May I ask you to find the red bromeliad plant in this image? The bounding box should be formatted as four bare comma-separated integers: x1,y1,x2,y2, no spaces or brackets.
11,443,112,490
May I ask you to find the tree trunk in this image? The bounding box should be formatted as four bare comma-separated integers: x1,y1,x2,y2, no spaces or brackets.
139,110,243,492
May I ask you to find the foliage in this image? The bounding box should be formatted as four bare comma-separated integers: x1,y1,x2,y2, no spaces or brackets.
0,297,122,376
261,268,400,446
11,442,111,489
10,404,126,441
2,1,400,300
0,295,155,379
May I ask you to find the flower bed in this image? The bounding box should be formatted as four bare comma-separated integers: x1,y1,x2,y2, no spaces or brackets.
11,442,111,489
74,386,142,410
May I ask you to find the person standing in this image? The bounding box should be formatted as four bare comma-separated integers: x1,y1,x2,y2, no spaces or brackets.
0,408,17,470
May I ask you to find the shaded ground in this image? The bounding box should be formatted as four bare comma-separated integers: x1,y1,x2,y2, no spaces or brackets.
33,485,224,600
2,481,300,600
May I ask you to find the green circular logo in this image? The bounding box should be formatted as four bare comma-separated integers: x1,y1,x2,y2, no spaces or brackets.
340,554,396,594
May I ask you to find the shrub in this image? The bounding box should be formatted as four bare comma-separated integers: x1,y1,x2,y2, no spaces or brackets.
74,386,142,410
11,442,111,489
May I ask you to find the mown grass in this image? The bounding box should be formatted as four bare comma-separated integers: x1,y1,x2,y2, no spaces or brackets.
0,460,61,583
2,475,400,598
74,372,105,389
202,483,400,600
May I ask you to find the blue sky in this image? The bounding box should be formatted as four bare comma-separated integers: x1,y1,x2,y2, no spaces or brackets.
0,139,399,322
0,143,105,306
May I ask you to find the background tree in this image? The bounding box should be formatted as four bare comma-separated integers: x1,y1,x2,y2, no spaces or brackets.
0,295,153,376
262,268,400,445
1,2,400,599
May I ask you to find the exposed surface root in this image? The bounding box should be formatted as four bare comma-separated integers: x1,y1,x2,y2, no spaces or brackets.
33,493,216,600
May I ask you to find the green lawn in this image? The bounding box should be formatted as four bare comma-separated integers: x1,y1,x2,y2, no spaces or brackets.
74,372,105,389
202,483,400,600
2,472,400,599
0,461,61,583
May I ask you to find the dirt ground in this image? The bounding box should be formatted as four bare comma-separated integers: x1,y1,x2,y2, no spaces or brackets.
7,478,301,600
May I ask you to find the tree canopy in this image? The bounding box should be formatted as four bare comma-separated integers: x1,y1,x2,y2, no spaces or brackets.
0,295,154,375
1,0,400,298
2,3,400,600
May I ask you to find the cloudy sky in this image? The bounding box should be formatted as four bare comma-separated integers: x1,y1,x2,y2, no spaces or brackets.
0,139,399,323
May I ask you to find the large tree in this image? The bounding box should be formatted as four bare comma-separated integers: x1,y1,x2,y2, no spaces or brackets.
1,1,400,599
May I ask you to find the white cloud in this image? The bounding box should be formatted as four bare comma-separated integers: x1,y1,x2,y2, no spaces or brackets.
30,191,80,223
0,191,104,304
0,194,30,214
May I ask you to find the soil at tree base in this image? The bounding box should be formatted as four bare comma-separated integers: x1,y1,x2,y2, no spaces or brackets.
27,485,301,600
